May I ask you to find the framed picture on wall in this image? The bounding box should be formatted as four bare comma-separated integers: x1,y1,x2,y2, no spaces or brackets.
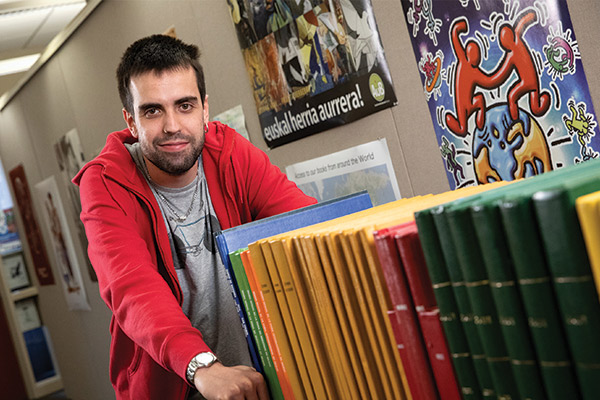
2,252,31,291
14,297,41,332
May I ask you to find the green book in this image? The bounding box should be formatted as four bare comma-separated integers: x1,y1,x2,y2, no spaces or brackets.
445,204,519,400
471,202,547,399
532,174,600,400
229,249,284,400
431,205,496,399
414,208,482,400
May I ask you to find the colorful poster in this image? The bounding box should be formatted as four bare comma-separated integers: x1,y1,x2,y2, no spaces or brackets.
401,0,598,189
9,164,56,286
35,176,90,311
228,0,397,148
285,139,401,205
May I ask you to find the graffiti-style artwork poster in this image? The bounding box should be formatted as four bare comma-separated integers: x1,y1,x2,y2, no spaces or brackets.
8,164,55,286
54,129,97,282
228,0,397,148
401,0,598,189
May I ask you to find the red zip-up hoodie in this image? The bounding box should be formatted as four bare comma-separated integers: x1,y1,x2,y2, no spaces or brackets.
73,122,315,399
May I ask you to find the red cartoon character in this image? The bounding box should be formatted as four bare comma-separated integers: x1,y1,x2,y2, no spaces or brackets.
445,17,503,137
494,9,551,121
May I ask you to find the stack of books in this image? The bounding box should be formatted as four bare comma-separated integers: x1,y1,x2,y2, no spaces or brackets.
217,159,600,399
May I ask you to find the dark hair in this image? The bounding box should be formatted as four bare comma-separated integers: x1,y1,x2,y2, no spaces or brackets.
116,35,206,115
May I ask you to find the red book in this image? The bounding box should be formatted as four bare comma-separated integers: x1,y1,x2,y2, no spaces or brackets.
395,222,461,400
373,228,439,400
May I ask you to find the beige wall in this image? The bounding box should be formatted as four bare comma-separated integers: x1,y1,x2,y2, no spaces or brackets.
0,1,599,399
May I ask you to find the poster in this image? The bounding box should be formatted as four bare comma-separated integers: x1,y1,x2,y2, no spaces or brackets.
9,164,55,286
35,176,90,311
213,104,251,141
228,0,397,148
285,139,400,205
401,0,598,189
54,129,96,282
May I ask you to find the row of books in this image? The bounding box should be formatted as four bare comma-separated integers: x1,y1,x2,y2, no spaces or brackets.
216,159,600,399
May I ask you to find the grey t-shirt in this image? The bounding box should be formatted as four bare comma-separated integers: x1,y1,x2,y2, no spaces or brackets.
126,143,251,369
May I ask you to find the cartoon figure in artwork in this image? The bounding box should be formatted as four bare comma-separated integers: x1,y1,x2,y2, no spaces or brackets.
563,99,598,161
445,17,504,137
440,136,465,185
419,50,444,101
494,9,551,121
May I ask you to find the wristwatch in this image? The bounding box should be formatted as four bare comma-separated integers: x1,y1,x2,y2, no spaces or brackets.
186,352,218,384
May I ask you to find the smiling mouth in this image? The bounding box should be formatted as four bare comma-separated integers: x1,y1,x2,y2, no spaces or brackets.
158,141,189,152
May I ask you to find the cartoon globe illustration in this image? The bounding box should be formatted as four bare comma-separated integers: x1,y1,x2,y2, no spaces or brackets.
473,103,553,184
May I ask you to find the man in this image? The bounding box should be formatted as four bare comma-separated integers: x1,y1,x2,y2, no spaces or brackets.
74,34,316,400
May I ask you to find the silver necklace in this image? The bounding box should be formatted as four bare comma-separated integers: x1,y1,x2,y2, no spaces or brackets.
154,177,201,223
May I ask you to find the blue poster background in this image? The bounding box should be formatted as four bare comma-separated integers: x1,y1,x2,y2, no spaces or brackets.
401,0,598,189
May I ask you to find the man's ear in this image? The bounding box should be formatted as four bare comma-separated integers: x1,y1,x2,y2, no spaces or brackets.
123,108,138,138
203,94,210,122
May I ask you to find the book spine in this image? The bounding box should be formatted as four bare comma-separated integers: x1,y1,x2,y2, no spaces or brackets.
395,226,461,400
268,239,330,399
296,236,358,400
499,197,581,400
312,235,373,399
575,193,600,301
336,231,398,400
241,250,295,400
470,203,547,399
372,230,439,399
417,309,463,400
431,206,495,399
249,242,306,400
446,207,519,399
414,209,482,400
322,233,387,400
230,250,284,400
533,189,600,399
349,231,408,400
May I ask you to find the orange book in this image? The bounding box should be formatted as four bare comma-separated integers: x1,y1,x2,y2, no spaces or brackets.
248,242,307,400
241,250,295,400
258,241,315,400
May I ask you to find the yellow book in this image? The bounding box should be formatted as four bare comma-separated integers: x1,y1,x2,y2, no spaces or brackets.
266,239,329,399
323,231,386,399
248,242,306,400
313,234,372,399
297,235,359,400
575,190,600,300
338,230,401,400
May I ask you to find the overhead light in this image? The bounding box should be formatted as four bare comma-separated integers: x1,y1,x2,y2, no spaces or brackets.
0,54,40,77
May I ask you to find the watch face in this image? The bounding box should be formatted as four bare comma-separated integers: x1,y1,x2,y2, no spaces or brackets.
197,352,216,366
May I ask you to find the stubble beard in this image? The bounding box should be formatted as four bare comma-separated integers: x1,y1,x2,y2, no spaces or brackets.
142,133,205,176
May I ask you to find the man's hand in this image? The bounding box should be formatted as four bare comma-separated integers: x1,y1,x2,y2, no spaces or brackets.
194,362,269,400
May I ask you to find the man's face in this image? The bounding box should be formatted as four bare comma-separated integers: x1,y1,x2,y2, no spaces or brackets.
123,66,208,186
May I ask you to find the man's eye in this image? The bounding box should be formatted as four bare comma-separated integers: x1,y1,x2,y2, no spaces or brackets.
180,103,193,111
144,108,160,118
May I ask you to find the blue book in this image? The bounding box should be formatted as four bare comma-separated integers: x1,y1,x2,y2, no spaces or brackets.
23,326,56,382
216,191,373,371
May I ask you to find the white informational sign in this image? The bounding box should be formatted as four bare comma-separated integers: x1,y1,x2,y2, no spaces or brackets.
286,139,401,206
213,104,250,141
35,176,90,311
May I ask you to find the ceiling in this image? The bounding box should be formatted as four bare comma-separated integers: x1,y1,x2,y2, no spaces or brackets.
0,0,87,97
